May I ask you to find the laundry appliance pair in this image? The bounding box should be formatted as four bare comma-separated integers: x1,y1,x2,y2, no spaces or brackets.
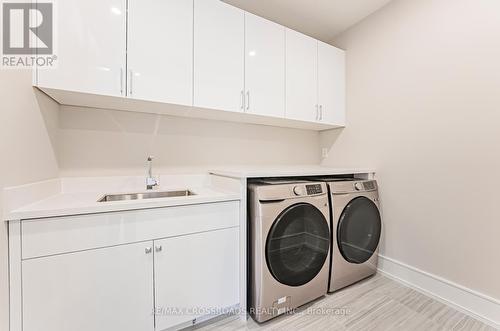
248,178,381,323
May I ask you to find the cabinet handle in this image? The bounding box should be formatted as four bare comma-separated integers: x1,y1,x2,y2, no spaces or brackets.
246,91,250,111
155,245,163,253
120,68,124,96
320,105,323,121
315,105,319,121
129,69,133,96
145,247,152,254
240,91,244,110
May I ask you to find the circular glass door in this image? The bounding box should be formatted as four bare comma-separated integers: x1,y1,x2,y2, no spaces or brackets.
266,203,330,287
337,197,381,264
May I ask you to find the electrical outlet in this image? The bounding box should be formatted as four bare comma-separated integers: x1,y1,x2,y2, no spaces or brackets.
322,148,329,158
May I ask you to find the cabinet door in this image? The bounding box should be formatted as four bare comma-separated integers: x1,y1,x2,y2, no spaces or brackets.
194,0,244,113
22,242,154,331
36,0,126,97
244,13,285,117
318,41,346,125
154,228,239,330
128,0,192,105
285,29,318,122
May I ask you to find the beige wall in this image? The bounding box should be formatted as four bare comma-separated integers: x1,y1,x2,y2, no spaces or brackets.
0,69,320,331
1,77,319,329
56,106,320,176
0,70,60,331
4,0,500,326
322,0,500,299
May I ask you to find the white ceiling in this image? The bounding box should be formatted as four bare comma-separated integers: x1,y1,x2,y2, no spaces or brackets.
223,0,394,43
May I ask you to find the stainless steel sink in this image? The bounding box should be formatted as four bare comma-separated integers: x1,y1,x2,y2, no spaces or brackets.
98,190,196,202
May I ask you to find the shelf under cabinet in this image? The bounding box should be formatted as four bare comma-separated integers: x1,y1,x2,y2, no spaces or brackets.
37,86,344,131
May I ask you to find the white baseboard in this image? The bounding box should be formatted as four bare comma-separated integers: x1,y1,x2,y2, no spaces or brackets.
377,254,500,329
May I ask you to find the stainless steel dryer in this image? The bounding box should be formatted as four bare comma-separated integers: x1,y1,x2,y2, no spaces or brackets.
247,180,330,323
327,179,381,292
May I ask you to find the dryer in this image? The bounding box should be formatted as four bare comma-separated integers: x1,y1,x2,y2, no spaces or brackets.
327,179,381,292
247,180,330,323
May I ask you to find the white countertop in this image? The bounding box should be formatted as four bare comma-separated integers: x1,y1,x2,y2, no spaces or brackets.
209,165,375,179
7,187,240,221
4,175,241,221
4,167,375,220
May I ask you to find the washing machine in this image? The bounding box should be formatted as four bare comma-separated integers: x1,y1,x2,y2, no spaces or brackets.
326,179,382,292
247,180,331,323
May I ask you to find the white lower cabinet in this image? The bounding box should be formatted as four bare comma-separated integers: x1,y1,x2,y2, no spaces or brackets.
18,202,240,331
154,227,239,330
22,241,155,331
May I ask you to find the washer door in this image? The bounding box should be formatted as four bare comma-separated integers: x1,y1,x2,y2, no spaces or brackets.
266,203,330,287
337,197,381,264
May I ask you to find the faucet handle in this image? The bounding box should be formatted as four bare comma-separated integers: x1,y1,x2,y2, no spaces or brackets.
146,156,158,190
146,177,158,189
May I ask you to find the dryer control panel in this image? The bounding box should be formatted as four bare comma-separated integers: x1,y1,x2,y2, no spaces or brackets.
330,180,378,194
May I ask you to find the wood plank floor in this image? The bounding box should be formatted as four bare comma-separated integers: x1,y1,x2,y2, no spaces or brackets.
194,274,496,331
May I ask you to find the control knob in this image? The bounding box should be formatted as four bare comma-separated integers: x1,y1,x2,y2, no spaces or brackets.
354,182,364,191
293,186,305,196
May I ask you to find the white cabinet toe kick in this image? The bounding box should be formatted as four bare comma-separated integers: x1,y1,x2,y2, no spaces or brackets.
8,201,241,331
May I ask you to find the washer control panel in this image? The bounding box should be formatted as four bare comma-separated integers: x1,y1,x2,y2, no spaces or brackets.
306,184,323,195
292,184,323,196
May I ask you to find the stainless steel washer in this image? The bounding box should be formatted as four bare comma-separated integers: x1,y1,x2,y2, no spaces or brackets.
247,180,330,323
328,179,381,292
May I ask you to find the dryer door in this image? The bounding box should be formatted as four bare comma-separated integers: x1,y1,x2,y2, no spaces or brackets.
266,203,330,287
337,197,381,264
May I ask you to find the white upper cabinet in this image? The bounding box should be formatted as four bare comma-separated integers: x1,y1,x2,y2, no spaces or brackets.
34,0,345,130
194,0,245,113
127,0,192,105
244,13,285,118
285,29,319,122
37,0,126,97
318,41,346,125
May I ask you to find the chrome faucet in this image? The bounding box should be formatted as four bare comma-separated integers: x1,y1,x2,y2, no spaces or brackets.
146,156,158,190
